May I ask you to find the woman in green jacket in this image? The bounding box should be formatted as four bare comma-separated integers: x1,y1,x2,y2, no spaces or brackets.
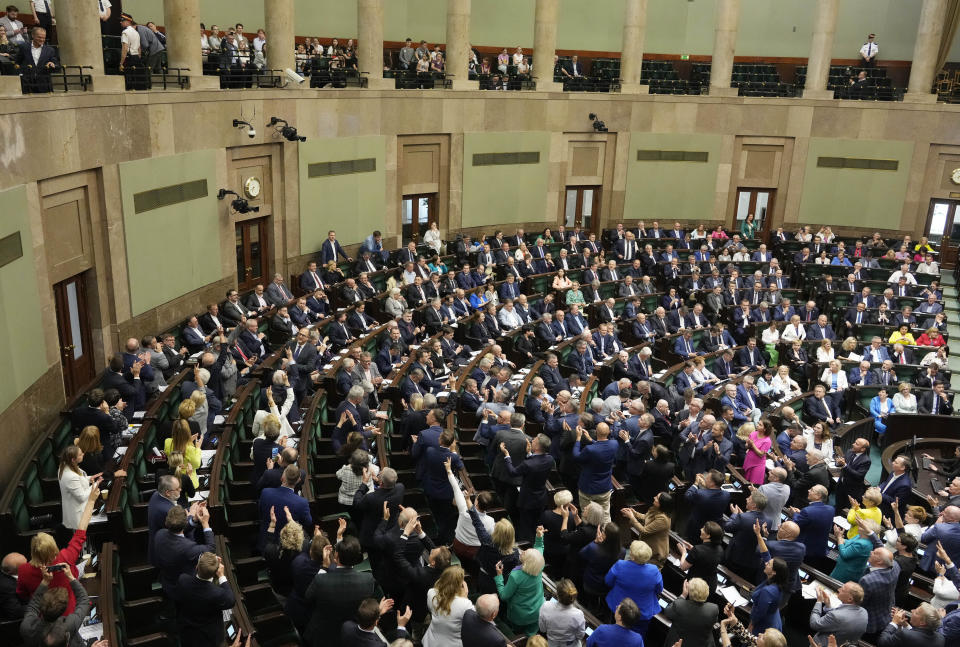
494,525,546,636
740,213,758,239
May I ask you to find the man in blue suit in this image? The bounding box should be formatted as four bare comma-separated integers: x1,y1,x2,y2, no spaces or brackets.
920,506,960,571
539,353,569,396
258,465,313,550
760,520,807,595
876,455,914,517
501,433,556,541
848,360,876,387
410,411,445,480
673,362,696,394
422,432,464,543
862,337,891,363
153,506,215,597
566,340,595,381
673,331,701,359
736,338,766,371
320,230,351,264
148,475,183,566
498,274,521,300
725,490,769,581
684,470,731,541
807,315,836,341
789,484,835,572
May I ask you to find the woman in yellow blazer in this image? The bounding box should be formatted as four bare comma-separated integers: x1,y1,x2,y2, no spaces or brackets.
846,487,883,538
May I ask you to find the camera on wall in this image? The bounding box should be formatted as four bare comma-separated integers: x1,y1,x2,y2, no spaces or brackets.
217,189,260,214
233,119,256,139
268,117,307,142
588,113,608,132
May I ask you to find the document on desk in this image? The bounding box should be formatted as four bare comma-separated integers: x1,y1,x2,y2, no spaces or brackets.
717,585,749,607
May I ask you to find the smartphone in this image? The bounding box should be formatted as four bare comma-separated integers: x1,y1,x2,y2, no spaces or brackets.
668,482,677,491
658,598,668,609
225,622,237,640
47,564,67,572
271,446,280,459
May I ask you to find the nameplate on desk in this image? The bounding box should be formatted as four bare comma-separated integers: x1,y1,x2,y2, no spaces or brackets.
132,411,145,421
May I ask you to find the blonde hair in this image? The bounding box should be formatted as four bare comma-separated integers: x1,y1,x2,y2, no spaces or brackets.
898,382,911,394
687,577,709,602
862,487,882,508
77,426,103,455
491,519,516,555
190,388,206,406
29,533,59,567
737,421,755,441
521,547,545,576
906,505,928,524
262,414,282,439
170,419,193,455
279,521,304,551
178,399,197,420
628,540,652,565
58,445,83,479
553,490,573,508
759,629,787,647
842,337,857,352
409,393,425,411
431,566,466,615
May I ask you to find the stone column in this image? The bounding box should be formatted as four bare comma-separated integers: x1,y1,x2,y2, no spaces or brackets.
802,0,839,99
51,0,124,91
445,0,473,90
906,0,947,102
708,0,741,97
358,0,390,89
533,0,560,92
265,0,295,82
163,0,218,90
619,0,649,94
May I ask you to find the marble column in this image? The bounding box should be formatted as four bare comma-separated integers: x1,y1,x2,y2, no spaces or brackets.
802,0,839,99
619,0,649,94
163,0,218,90
445,0,473,90
533,0,560,92
906,0,947,102
708,0,741,97
51,0,124,91
265,0,296,82
358,0,390,89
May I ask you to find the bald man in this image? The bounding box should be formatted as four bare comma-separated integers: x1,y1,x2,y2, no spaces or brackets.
0,552,26,620
859,543,901,642
461,593,506,647
920,504,960,571
809,581,868,646
756,520,805,594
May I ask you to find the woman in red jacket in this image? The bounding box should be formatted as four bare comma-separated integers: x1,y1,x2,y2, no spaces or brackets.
17,480,100,615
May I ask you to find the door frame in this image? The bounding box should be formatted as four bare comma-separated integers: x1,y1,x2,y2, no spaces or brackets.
924,198,960,268
563,185,602,236
733,187,776,243
236,216,271,291
53,273,95,398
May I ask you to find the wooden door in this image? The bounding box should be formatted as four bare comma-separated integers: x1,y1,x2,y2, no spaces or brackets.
235,217,270,291
925,199,960,269
563,186,601,236
734,188,776,242
401,193,435,243
53,273,95,397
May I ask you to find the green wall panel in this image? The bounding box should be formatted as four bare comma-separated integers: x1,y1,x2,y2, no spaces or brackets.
462,132,551,228
119,151,222,316
298,135,386,253
623,133,723,222
798,138,913,229
0,186,46,413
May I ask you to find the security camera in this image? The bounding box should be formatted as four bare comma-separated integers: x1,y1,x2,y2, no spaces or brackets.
217,189,260,214
233,119,256,139
284,68,305,85
268,117,307,142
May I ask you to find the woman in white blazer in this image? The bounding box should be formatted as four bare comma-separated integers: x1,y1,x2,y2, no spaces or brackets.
59,445,100,531
820,359,848,393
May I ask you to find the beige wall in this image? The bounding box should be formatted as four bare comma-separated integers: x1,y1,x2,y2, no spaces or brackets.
2,88,960,484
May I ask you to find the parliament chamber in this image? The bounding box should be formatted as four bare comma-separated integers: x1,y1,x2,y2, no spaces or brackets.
3,1,960,647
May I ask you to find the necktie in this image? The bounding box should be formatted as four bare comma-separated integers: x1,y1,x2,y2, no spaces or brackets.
856,312,862,324
685,340,691,355
294,344,302,359
806,311,812,322
899,353,905,365
933,395,939,412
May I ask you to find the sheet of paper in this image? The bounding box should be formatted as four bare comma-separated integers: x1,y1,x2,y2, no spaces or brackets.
717,585,749,607
832,515,851,531
78,623,104,642
213,415,226,425
437,391,451,398
201,449,217,466
188,490,210,502
132,411,145,420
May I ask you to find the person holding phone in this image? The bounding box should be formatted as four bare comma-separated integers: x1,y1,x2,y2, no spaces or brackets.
58,445,102,545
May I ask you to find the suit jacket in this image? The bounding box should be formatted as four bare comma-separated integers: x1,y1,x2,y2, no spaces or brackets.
173,573,236,647
804,395,840,423
539,364,569,396
305,567,383,647
794,501,835,557
860,564,901,633
684,486,731,540
340,622,409,646
663,598,720,647
353,482,406,548
876,472,913,516
724,510,765,566
877,625,944,647
919,522,960,571
266,282,294,306
0,571,25,621
503,452,555,510
258,486,313,550
461,609,508,647
810,602,869,646
102,369,146,417
153,528,216,595
919,391,954,415
321,239,349,264
491,427,532,486
15,41,59,70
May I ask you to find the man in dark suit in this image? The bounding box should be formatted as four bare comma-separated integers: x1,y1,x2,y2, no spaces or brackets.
835,437,872,506
919,382,954,415
154,506,215,597
789,484,835,572
352,467,405,552
539,353,569,396
258,465,313,551
299,261,326,293
724,490,769,581
304,536,383,647
501,433,555,542
172,552,235,647
340,597,413,646
16,27,59,92
804,385,840,425
877,604,945,647
462,595,507,647
684,470,731,541
0,552,26,621
877,455,914,517
320,229,351,264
